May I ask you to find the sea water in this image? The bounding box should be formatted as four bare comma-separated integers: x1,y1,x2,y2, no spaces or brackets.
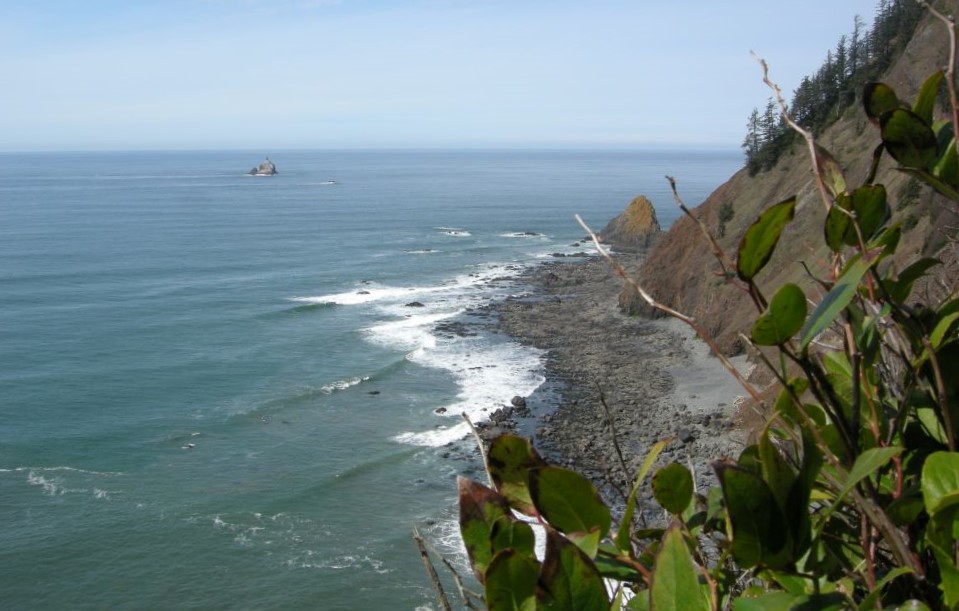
0,149,740,609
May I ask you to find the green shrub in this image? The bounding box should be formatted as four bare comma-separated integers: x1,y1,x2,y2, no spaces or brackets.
717,201,735,238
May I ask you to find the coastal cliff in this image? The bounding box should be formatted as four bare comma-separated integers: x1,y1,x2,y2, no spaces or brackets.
634,11,958,356
483,11,959,496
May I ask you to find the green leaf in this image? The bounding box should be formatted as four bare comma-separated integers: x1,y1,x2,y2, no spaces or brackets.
772,378,810,424
916,407,948,444
734,592,848,611
825,185,890,250
816,447,902,529
529,466,611,541
751,283,807,346
652,463,694,515
649,527,710,611
871,223,902,258
714,460,790,569
627,593,651,610
886,601,932,610
886,493,925,527
849,184,890,243
931,311,959,350
765,571,807,596
922,451,959,515
913,70,944,125
863,82,900,121
593,553,646,582
759,426,797,510
488,434,546,516
491,516,536,562
800,253,878,350
610,588,625,611
484,549,539,611
737,197,796,282
617,438,670,553
838,446,902,503
931,541,959,608
900,167,959,202
824,196,853,252
934,134,959,191
785,428,821,554
857,567,913,611
881,108,939,170
538,529,609,611
459,477,513,580
815,144,847,198
566,528,603,560
734,592,800,611
889,257,940,303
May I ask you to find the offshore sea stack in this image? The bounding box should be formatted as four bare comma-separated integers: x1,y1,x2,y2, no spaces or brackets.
249,157,277,176
598,194,662,252
598,195,662,317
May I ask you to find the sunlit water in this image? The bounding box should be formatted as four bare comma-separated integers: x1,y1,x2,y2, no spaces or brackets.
0,149,740,609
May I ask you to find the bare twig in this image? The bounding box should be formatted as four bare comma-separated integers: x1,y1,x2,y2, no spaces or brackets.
575,214,765,409
922,337,956,451
666,175,738,278
463,413,494,487
413,526,454,611
595,383,633,491
919,0,959,161
419,531,484,610
753,53,835,214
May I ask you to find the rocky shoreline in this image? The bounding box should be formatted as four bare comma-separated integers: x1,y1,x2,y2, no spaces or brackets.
475,252,749,510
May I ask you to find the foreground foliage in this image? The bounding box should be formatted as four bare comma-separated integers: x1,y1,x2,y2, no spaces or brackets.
449,19,959,611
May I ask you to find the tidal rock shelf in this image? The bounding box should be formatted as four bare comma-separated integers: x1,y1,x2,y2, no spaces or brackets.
482,253,748,509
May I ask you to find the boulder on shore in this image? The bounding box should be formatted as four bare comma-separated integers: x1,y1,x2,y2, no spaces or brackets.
249,157,277,176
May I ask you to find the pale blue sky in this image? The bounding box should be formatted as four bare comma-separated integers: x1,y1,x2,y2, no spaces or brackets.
0,1,882,151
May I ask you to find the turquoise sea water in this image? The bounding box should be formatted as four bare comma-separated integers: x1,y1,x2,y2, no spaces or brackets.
0,149,740,609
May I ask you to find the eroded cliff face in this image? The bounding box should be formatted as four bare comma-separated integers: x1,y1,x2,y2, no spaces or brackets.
632,13,957,355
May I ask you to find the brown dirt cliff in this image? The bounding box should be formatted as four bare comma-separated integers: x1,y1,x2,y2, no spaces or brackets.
630,12,957,356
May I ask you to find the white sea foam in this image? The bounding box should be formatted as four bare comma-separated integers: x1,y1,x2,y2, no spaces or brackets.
293,258,544,448
364,311,457,352
293,282,451,307
499,231,546,239
293,261,519,309
395,340,545,447
27,471,62,495
435,227,471,237
1,466,123,476
12,466,124,498
320,376,370,394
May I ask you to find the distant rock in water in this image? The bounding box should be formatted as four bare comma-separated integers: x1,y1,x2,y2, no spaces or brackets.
249,157,277,176
598,195,662,252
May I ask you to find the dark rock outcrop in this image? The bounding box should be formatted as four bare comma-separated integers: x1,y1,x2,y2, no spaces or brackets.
598,195,662,252
249,157,277,176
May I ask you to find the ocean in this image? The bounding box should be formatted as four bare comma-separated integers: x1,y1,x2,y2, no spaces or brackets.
0,149,741,609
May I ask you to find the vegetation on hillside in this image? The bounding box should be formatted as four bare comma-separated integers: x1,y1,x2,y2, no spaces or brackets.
743,0,925,175
424,3,959,609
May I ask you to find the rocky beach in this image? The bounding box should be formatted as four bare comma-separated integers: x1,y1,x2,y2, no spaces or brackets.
476,251,750,510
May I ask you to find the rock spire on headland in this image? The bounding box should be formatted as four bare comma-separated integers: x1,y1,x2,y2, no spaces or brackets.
249,157,277,176
598,194,662,252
